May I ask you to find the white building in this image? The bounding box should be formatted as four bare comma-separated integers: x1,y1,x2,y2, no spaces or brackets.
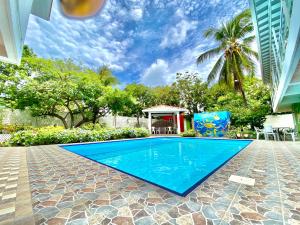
0,0,53,64
249,0,300,112
142,105,188,135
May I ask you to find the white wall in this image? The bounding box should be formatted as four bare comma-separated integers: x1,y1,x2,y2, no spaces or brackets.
99,115,148,128
264,114,295,128
0,109,148,129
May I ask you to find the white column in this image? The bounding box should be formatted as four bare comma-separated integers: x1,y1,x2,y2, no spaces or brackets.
184,117,187,131
173,114,176,128
176,112,181,134
148,112,152,133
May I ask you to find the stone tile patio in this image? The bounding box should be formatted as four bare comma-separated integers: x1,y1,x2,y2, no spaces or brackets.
0,140,300,225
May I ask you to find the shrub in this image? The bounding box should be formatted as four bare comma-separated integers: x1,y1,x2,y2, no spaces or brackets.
0,124,34,134
225,130,237,139
181,129,197,137
81,123,106,130
224,127,256,139
7,127,149,146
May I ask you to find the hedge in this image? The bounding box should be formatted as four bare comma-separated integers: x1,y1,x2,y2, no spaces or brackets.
7,127,149,146
180,129,197,137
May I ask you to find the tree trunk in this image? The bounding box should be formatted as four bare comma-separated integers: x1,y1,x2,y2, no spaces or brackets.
234,76,247,106
65,103,75,128
136,115,140,127
69,113,75,128
136,114,140,127
114,114,117,128
92,107,99,125
75,118,88,128
240,88,247,106
52,113,69,129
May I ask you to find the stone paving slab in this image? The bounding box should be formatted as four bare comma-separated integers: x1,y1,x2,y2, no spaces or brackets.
1,140,300,225
0,147,34,225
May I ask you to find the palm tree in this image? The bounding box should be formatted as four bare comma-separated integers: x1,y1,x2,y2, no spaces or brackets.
97,65,119,86
197,9,258,105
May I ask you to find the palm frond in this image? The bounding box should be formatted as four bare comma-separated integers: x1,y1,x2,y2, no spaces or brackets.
243,53,257,76
196,47,222,64
222,21,231,37
218,58,233,88
240,45,259,59
236,51,255,71
203,28,218,38
242,35,255,44
229,9,252,37
237,24,254,38
234,9,251,26
207,55,225,83
215,30,226,42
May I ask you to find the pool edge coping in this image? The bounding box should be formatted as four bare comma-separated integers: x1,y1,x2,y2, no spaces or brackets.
59,136,254,147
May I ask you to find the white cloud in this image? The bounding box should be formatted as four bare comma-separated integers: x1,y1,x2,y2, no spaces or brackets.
110,64,124,72
175,9,184,18
140,59,174,86
140,42,220,86
160,19,198,48
25,0,131,72
25,0,250,85
209,0,221,7
131,8,143,21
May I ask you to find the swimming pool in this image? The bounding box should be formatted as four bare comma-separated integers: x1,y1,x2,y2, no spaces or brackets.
62,137,252,196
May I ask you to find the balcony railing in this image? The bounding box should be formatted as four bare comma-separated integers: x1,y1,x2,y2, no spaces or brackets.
270,0,293,92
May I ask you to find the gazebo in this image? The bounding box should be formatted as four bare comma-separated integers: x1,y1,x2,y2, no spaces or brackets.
142,105,188,134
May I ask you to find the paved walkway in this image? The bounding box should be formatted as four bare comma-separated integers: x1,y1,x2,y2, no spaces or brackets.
0,140,300,225
0,147,34,225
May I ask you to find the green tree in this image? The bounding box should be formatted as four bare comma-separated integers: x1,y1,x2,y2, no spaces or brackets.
152,86,180,106
97,65,119,86
206,77,271,129
124,84,155,126
22,45,36,57
173,72,208,115
105,88,133,127
1,52,113,128
0,45,39,106
197,9,258,104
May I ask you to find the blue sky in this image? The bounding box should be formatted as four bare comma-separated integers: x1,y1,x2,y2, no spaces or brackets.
25,0,250,87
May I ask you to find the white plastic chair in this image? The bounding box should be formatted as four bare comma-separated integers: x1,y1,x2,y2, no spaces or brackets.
166,127,172,134
254,127,264,140
264,125,278,141
151,127,156,134
172,127,176,134
283,128,295,142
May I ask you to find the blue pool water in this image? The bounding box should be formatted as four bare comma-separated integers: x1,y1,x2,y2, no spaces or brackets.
62,138,252,196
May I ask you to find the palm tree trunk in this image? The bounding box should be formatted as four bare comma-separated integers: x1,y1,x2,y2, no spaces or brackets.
235,80,247,106
233,73,247,106
236,79,247,106
240,88,247,106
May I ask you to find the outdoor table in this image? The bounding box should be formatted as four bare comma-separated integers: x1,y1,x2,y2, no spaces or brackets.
272,127,292,141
